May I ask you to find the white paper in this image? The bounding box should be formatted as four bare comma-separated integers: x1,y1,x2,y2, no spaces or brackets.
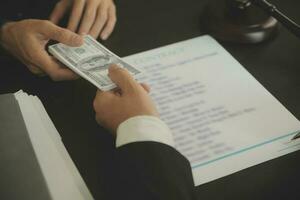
31,96,93,199
15,91,93,200
124,36,300,186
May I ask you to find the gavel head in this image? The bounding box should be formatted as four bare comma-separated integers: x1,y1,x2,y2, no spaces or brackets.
200,0,278,43
226,0,252,10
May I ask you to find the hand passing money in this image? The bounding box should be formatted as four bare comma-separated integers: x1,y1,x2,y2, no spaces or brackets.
49,35,142,91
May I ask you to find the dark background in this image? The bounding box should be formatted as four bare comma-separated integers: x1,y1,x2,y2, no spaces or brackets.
1,0,300,199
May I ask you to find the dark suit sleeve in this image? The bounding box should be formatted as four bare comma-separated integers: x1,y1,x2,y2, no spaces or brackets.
108,142,197,200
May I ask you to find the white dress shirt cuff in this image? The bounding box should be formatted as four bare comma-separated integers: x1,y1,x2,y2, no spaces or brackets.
116,116,174,148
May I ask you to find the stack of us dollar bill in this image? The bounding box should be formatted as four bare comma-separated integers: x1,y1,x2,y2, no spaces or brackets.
49,35,142,91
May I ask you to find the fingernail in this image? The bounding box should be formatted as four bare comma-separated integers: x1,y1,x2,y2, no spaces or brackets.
110,64,119,70
101,33,108,40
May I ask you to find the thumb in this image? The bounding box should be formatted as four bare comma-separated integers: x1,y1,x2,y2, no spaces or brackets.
45,22,84,46
108,65,140,95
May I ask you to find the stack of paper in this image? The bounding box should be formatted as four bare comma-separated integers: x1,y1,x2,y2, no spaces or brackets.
0,91,93,200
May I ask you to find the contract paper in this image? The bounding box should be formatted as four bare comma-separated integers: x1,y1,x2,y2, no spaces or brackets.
124,36,300,186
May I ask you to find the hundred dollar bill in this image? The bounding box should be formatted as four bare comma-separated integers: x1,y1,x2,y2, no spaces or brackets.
48,35,142,91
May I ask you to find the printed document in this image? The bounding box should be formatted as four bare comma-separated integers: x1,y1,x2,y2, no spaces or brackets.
124,36,300,186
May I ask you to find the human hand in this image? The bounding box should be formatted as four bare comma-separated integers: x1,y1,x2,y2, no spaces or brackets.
0,19,83,81
93,65,159,133
50,0,117,40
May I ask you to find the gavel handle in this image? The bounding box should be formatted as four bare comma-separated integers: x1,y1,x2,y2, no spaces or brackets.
253,0,300,39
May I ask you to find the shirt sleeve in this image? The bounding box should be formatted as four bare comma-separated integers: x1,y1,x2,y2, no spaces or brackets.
116,116,175,148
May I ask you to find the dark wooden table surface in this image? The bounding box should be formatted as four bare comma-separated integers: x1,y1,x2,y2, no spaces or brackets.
1,0,300,199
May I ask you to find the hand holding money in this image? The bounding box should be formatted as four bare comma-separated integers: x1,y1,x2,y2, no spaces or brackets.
0,19,84,81
49,35,142,91
93,65,159,133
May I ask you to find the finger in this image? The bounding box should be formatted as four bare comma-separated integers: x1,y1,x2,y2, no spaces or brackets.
95,89,116,102
51,57,80,79
34,50,79,81
45,22,84,46
112,87,122,96
100,4,116,40
140,83,151,93
89,2,108,38
108,64,140,95
67,0,86,32
49,1,70,24
78,0,99,35
27,63,45,75
47,57,80,80
93,90,116,110
113,90,121,97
